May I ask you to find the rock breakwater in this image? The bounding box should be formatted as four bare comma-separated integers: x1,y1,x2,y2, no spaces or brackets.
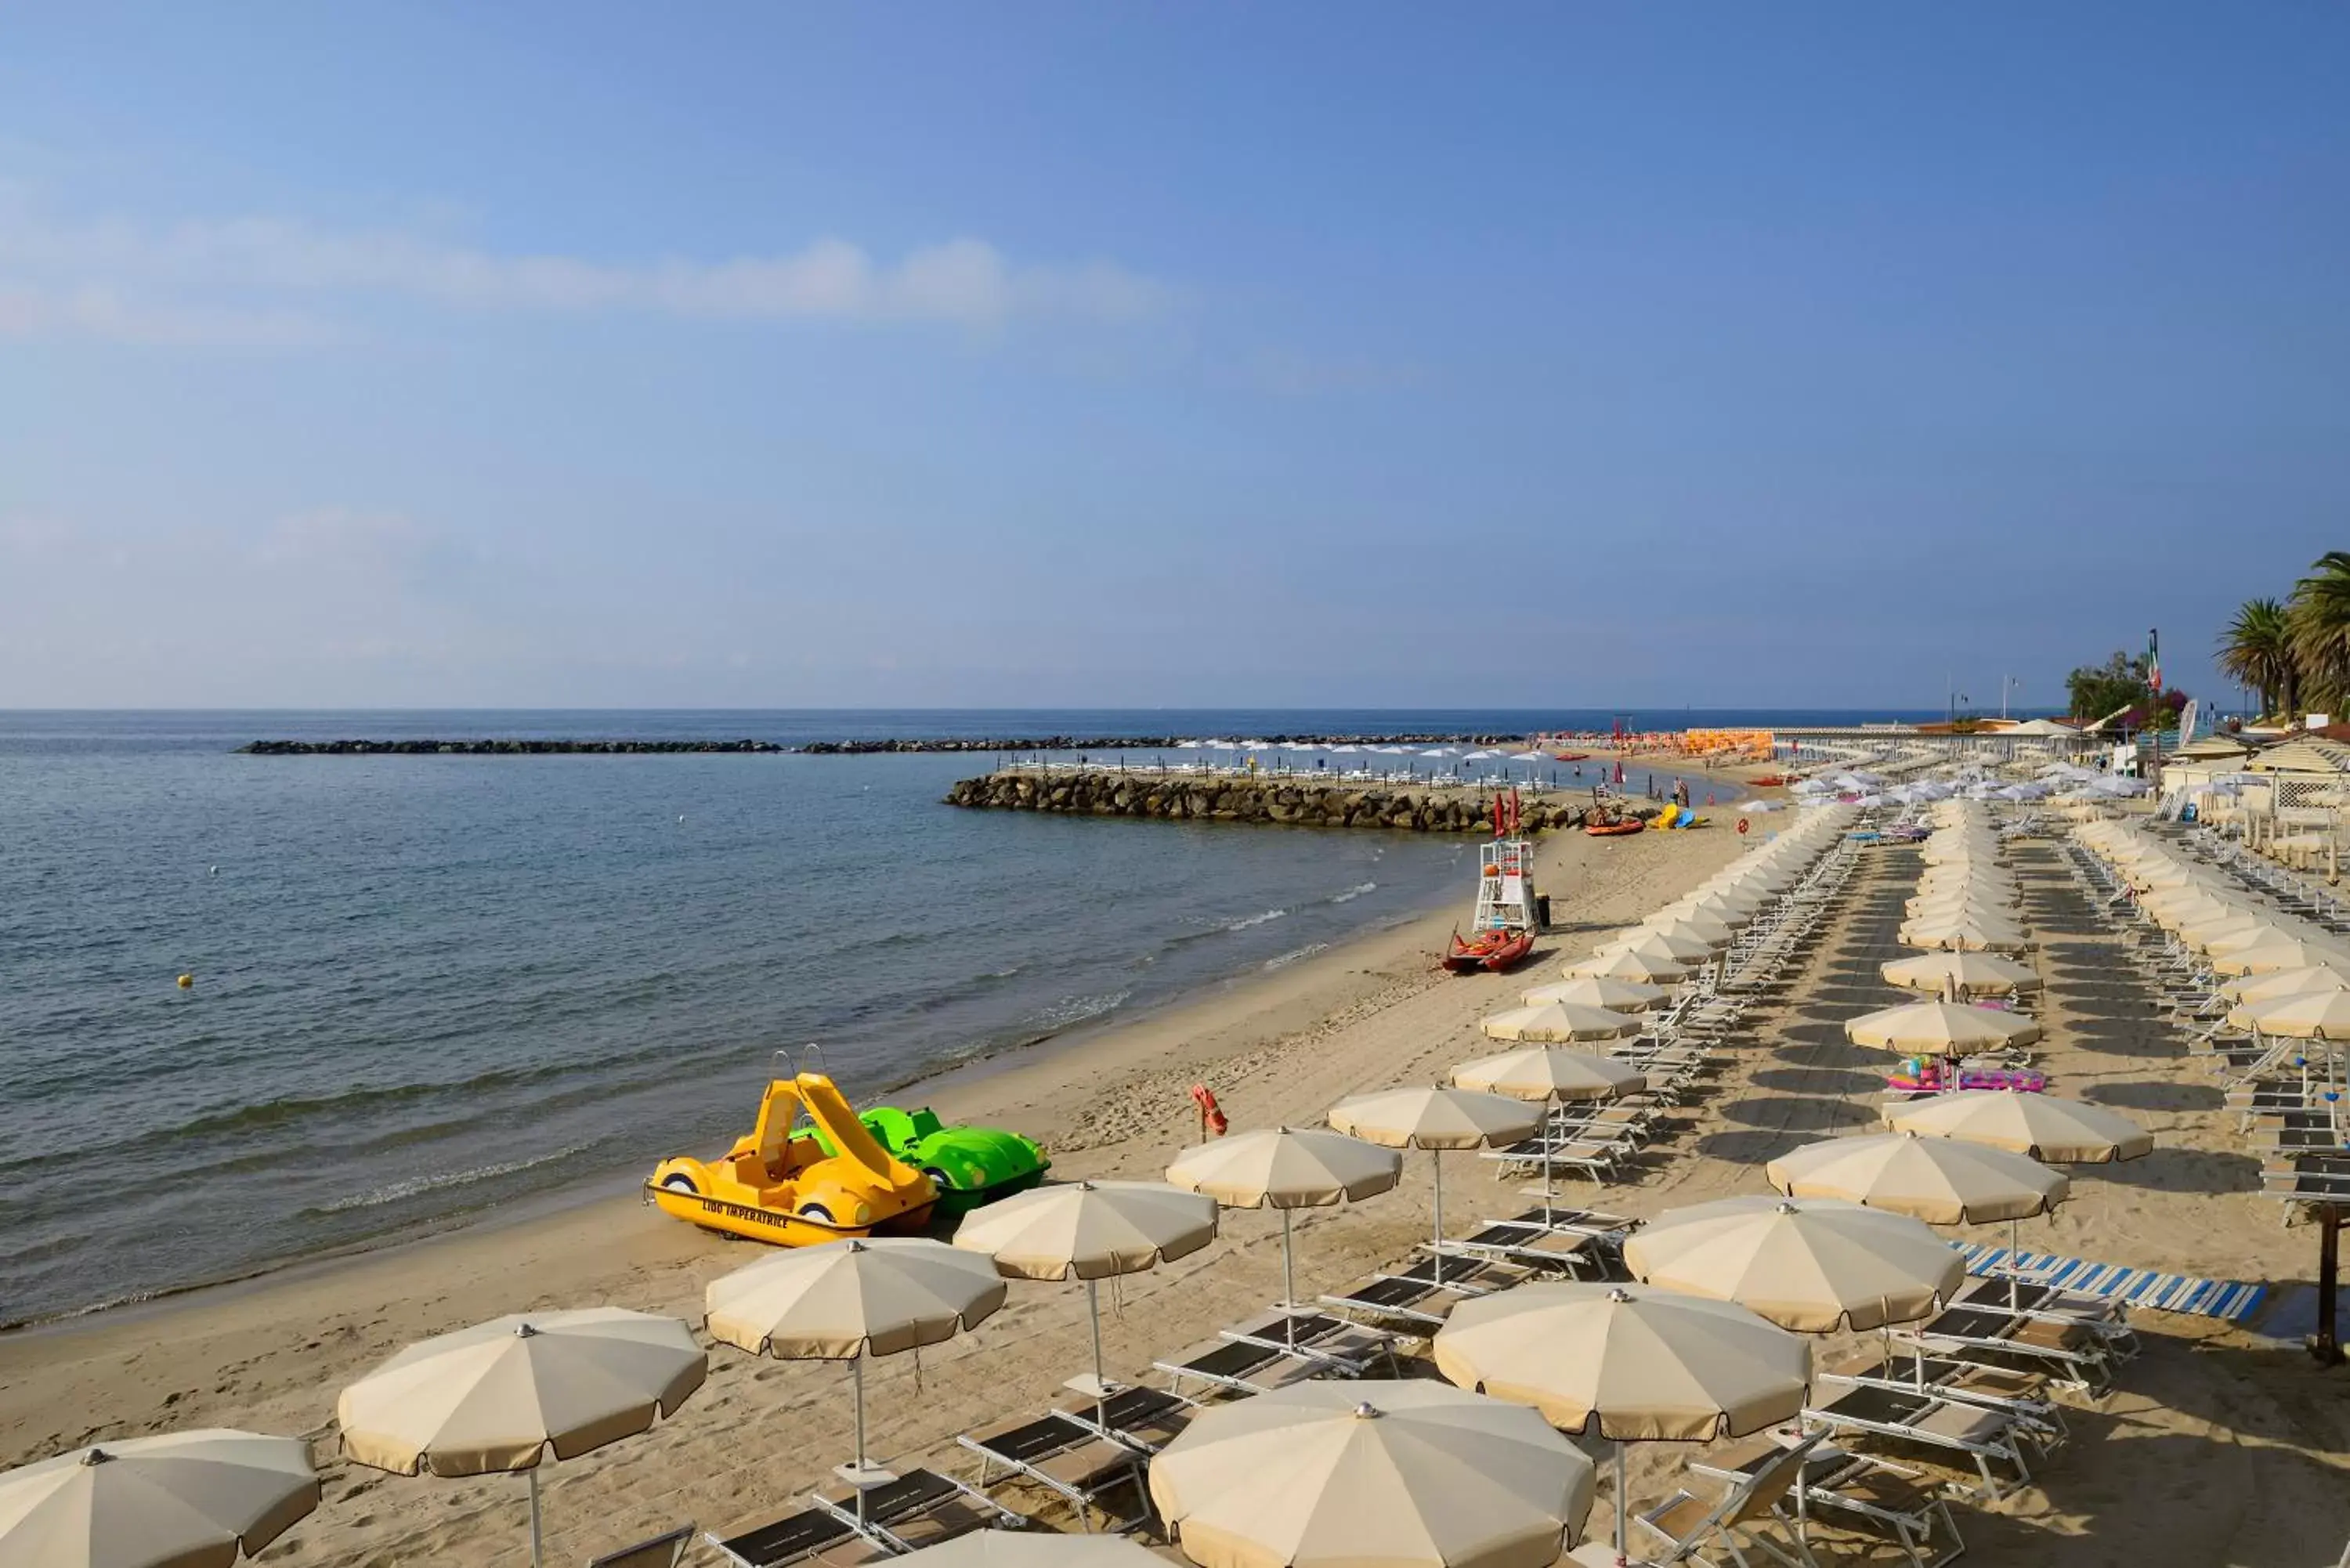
239,739,786,755
945,768,1611,833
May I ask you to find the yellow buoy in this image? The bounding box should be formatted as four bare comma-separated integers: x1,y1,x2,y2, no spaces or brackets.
176,973,194,989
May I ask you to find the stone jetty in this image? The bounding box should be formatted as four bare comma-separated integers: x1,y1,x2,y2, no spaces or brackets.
239,739,786,755
945,768,1638,833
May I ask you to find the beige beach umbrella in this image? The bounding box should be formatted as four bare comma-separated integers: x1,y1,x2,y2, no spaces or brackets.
337,1308,705,1568
1898,917,2032,953
1452,1048,1646,1103
1329,1087,1542,1284
1148,1378,1596,1568
1166,1129,1401,1340
1563,947,1690,984
1883,1091,2153,1163
1595,930,1714,966
0,1430,319,1568
705,1238,1004,1519
2176,912,2284,952
2210,934,2350,977
1641,914,1734,950
2222,964,2350,1005
1662,895,1755,929
1478,1000,1641,1043
1622,1196,1964,1332
1845,1000,2041,1053
2229,990,2350,1038
2207,921,2334,956
1434,1282,1809,1563
953,1180,1217,1406
1879,952,2041,999
1764,1132,2067,1225
1902,897,2024,929
1451,1050,1647,1234
2140,887,2239,920
1520,975,1669,1013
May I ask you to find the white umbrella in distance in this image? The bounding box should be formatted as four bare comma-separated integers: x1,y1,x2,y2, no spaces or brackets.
337,1308,706,1568
0,1430,320,1568
953,1180,1217,1408
1434,1282,1810,1563
1148,1378,1596,1568
1329,1087,1542,1284
706,1237,1006,1519
1166,1128,1401,1342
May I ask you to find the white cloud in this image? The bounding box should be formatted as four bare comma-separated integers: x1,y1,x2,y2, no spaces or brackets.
0,192,1177,344
0,277,341,346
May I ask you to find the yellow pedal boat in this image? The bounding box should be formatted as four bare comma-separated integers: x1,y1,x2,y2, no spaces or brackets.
648,1071,938,1245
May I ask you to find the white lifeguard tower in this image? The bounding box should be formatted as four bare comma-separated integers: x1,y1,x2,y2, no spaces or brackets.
1473,836,1541,932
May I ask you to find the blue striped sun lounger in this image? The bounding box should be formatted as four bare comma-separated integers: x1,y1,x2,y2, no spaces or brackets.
1954,1244,2268,1324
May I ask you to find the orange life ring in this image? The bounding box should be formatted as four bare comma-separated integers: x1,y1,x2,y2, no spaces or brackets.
1189,1084,1228,1137
1737,818,1750,835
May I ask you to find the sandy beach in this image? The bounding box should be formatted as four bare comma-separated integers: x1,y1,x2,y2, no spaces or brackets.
9,811,2350,1567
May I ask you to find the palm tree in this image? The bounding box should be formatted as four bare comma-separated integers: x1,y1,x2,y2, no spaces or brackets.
2288,551,2350,714
2219,597,2296,718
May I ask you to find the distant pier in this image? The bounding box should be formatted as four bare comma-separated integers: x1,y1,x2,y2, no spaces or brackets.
238,739,786,755
945,767,1632,833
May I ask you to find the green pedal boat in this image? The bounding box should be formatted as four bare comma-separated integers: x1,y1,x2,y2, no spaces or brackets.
812,1104,1050,1213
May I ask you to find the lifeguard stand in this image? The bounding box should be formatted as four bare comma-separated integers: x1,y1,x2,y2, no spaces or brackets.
1473,836,1541,932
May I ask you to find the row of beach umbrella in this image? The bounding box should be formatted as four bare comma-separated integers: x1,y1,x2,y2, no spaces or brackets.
14,802,2189,1568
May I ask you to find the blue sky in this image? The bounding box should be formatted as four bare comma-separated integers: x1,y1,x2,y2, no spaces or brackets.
2,4,2343,710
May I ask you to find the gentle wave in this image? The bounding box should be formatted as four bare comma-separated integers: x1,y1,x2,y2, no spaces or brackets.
1024,989,1133,1031
1223,908,1288,931
1263,942,1330,971
303,1142,595,1216
1329,882,1377,904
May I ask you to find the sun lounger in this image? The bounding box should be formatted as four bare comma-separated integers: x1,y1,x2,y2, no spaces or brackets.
1155,1333,1324,1397
1492,1201,1638,1242
1820,1350,2066,1446
1214,1310,1400,1375
1690,1437,1962,1568
711,1470,1018,1568
1632,1429,1824,1566
956,1407,1149,1530
815,1469,1026,1555
707,1503,873,1568
1897,1302,2115,1396
1947,1277,2137,1359
1048,1384,1199,1454
589,1525,696,1568
1802,1379,2034,1499
1315,1256,1530,1328
1417,1222,1593,1276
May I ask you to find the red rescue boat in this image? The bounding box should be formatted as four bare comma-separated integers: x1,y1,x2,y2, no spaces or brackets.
1443,925,1536,974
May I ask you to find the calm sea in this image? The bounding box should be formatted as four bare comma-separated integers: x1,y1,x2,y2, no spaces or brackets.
0,707,1936,1324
